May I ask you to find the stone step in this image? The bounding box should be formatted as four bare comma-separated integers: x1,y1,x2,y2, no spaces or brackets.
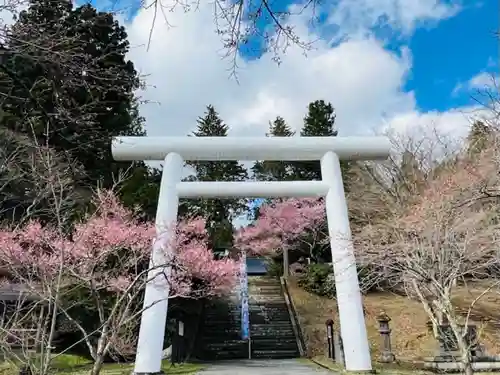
250,307,289,312
251,334,297,341
249,286,282,290
251,329,295,337
203,319,241,324
251,323,293,328
249,307,288,313
252,335,297,341
204,307,241,313
205,340,248,349
251,339,298,350
250,318,293,324
249,280,281,284
249,310,288,315
204,312,240,317
202,326,243,333
250,321,293,327
205,302,240,308
198,349,249,360
203,317,241,322
202,324,241,336
249,320,293,325
251,349,300,359
248,294,285,301
250,316,292,321
249,291,283,295
251,330,295,336
203,317,242,323
250,304,288,308
202,327,244,335
250,301,287,305
202,334,244,341
249,284,282,288
250,296,285,300
250,309,290,314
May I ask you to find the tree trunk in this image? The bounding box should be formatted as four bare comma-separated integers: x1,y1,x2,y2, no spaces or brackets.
90,356,105,375
450,322,474,375
283,248,289,278
90,335,108,375
464,361,474,375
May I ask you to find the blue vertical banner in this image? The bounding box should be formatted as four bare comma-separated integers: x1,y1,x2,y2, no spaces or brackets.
240,251,249,340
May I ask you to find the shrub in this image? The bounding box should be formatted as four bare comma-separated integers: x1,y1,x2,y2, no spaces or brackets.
265,258,284,278
323,273,336,297
297,263,335,297
297,262,393,298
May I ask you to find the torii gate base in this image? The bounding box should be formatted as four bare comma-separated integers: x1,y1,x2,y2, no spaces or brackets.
112,136,391,373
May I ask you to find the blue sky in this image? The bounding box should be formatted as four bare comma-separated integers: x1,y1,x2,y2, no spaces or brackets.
403,2,498,111
80,0,497,226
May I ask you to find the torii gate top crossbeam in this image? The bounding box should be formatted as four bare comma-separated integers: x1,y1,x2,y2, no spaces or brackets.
112,136,391,161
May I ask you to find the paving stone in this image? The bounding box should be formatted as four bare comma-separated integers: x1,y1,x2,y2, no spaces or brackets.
195,359,335,374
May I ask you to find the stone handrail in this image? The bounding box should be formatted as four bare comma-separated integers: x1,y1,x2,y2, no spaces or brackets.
280,276,307,357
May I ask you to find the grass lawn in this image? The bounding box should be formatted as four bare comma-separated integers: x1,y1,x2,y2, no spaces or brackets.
0,354,204,375
287,278,500,362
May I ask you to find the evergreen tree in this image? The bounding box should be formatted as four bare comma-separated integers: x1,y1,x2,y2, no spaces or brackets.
292,100,351,189
117,166,163,222
251,116,295,181
396,150,426,197
1,0,144,189
184,105,248,251
302,100,338,137
467,121,492,156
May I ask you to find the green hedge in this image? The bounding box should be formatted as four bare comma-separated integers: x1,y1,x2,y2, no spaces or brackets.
297,262,385,298
297,263,335,297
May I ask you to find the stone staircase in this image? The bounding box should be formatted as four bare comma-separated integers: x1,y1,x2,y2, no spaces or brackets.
195,276,300,360
249,277,300,359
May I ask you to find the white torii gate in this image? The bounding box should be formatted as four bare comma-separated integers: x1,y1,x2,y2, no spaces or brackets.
111,136,391,373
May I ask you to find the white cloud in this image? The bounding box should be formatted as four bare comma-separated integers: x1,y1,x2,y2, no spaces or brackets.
453,71,499,95
469,72,497,88
382,106,479,137
324,0,461,40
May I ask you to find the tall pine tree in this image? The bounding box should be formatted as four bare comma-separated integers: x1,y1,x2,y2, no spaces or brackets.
252,116,295,181
292,100,351,189
1,0,144,188
0,0,154,221
184,105,248,252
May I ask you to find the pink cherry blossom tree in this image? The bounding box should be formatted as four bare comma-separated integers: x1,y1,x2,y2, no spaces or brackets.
0,190,239,375
235,198,328,262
